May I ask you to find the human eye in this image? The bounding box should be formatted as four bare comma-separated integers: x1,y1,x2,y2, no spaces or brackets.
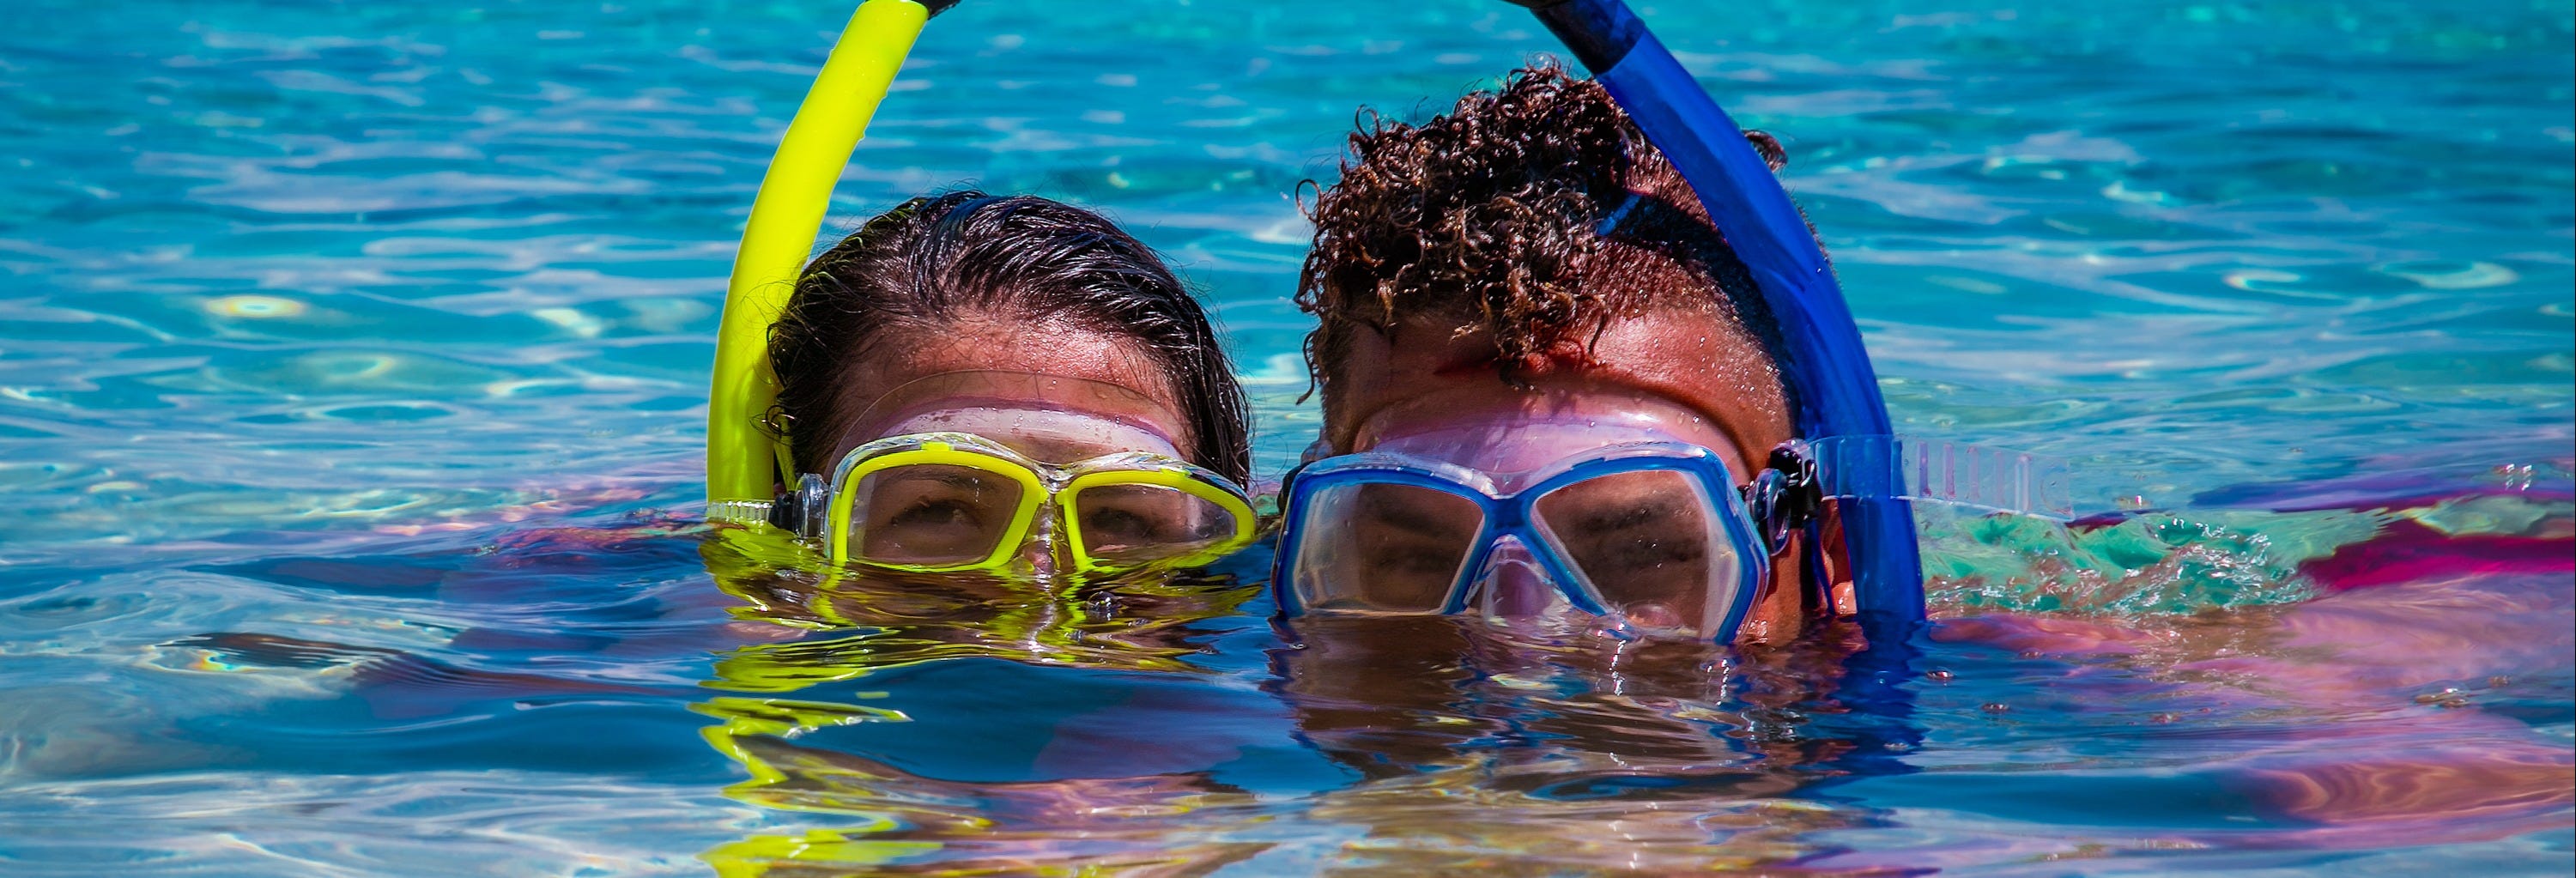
1592,526,1708,570
1360,540,1467,577
1290,482,1482,612
849,465,1023,565
1072,483,1236,563
1534,471,1719,589
888,496,985,530
1338,528,1469,607
1078,505,1172,545
1552,499,1709,566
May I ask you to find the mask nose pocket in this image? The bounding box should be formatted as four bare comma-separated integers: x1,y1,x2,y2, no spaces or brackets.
1467,536,1569,619
1020,511,1061,578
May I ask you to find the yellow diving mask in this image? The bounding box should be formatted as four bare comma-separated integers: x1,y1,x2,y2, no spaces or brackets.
727,432,1254,577
708,371,1257,577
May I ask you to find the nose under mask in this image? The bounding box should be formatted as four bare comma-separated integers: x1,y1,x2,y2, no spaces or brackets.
1467,536,1573,619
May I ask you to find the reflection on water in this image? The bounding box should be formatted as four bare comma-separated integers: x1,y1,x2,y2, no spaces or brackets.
1,0,2568,872
686,559,1894,875
0,476,2555,874
693,530,1276,875
672,483,2572,875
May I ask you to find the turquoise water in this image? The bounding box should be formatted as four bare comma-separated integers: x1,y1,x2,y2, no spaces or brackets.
3,0,2571,874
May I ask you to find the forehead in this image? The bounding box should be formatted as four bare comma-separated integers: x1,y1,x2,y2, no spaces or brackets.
1324,308,1790,473
1358,389,1737,481
879,405,1181,465
821,317,1190,466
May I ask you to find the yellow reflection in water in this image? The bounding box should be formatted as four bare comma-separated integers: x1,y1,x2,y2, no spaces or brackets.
690,526,1264,875
688,525,1883,875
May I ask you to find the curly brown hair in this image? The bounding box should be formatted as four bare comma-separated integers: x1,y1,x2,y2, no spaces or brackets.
1298,61,1794,419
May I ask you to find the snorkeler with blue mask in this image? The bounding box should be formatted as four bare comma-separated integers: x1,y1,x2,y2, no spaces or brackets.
1278,38,2064,645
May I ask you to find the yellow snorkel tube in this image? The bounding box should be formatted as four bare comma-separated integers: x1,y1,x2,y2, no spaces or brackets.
707,0,950,518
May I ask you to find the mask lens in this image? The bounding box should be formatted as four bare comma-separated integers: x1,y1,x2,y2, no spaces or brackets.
846,463,1028,566
1068,482,1240,567
1288,481,1486,613
1530,468,1741,634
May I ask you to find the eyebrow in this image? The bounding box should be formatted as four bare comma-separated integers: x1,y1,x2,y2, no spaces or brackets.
1351,495,1478,541
1561,496,1698,533
875,470,998,492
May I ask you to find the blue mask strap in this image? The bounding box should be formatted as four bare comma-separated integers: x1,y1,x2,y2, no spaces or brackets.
1804,436,2075,520
1513,0,1928,636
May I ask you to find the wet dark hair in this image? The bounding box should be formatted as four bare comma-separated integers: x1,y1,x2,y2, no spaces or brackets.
1298,61,1793,409
767,191,1251,483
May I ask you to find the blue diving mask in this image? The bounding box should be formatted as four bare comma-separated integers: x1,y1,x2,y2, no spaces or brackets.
1274,439,1811,642
1270,391,1819,642
1272,396,2073,643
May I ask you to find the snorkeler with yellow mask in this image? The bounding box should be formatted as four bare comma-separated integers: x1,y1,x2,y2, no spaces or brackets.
718,191,1258,582
699,1,1256,584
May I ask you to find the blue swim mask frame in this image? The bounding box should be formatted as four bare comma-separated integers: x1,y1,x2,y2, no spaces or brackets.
1274,441,1823,643
1271,432,2070,642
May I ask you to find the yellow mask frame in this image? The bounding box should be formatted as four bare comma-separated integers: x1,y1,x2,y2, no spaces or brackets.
707,0,941,512
819,433,1259,575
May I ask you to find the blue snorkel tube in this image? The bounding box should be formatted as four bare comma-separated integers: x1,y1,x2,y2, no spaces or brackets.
1508,0,1928,640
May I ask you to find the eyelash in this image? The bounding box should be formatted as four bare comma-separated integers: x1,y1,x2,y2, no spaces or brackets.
1600,540,1705,568
891,499,981,528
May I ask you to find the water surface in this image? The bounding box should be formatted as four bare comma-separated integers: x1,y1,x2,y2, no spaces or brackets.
1,0,2569,875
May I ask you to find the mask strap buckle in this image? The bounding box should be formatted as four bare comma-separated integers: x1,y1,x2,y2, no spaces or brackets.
769,473,831,540
1747,444,1821,553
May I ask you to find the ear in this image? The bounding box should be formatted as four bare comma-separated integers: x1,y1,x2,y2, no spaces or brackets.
1743,130,1789,173
1809,500,1856,618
